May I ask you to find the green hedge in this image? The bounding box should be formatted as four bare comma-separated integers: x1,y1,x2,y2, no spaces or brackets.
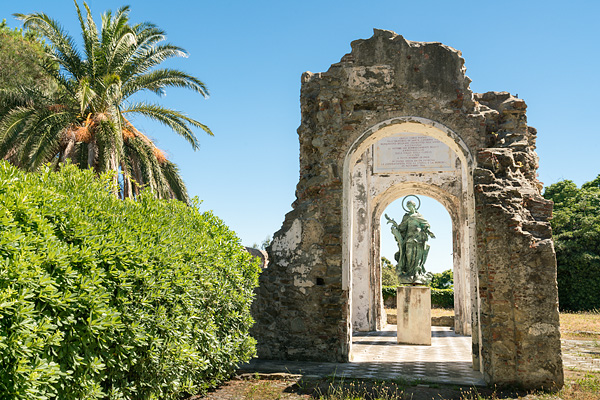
0,162,260,400
382,285,397,301
382,286,454,308
430,288,454,308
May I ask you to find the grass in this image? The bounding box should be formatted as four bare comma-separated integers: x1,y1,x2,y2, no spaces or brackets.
551,371,600,400
198,372,600,399
313,378,405,399
560,310,600,340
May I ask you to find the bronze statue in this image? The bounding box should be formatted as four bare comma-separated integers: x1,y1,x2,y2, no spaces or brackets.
385,196,435,284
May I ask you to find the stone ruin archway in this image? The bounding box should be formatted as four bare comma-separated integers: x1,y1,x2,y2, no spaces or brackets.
344,118,475,342
251,29,563,390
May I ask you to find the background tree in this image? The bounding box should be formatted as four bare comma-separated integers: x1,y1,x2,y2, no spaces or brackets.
424,269,453,289
0,19,56,118
381,256,399,286
250,235,272,250
0,2,211,202
0,19,52,90
544,175,600,311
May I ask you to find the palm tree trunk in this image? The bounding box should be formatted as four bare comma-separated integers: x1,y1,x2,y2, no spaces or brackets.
60,133,76,164
87,138,97,169
108,152,119,196
121,161,132,199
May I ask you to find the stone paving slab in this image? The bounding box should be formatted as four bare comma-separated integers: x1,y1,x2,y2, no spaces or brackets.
561,339,600,372
241,327,600,387
240,326,486,386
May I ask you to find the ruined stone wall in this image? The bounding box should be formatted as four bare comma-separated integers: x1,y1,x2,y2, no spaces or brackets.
474,92,563,388
251,29,563,389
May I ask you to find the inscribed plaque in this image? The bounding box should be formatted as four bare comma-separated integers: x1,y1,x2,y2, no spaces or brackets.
374,134,453,173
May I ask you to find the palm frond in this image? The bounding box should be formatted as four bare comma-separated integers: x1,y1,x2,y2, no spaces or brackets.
75,1,99,78
123,102,213,150
98,73,123,113
106,30,137,73
18,110,71,170
15,11,83,79
122,69,208,98
160,159,190,203
0,107,37,162
122,44,187,78
76,77,97,114
25,120,64,170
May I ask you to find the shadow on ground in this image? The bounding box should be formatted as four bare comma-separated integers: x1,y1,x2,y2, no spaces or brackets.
197,375,531,400
285,377,527,400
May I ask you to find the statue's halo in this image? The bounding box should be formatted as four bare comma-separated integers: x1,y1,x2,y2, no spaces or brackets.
402,195,421,212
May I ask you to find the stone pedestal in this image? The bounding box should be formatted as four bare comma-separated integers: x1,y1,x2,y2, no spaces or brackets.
397,286,431,345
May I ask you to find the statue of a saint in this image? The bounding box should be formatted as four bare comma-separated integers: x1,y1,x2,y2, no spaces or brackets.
385,197,435,284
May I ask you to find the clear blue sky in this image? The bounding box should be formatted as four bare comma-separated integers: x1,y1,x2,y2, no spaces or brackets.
2,1,599,273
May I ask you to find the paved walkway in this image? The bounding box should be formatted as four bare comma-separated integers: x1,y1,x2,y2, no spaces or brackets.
240,326,600,386
562,338,600,372
239,325,486,386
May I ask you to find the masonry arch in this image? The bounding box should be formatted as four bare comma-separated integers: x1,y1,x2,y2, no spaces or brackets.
342,117,481,367
251,30,562,389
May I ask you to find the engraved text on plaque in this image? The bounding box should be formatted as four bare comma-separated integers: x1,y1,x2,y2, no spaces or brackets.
374,134,453,173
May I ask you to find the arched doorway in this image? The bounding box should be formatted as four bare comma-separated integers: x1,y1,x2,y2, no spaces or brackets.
251,30,562,389
342,117,481,370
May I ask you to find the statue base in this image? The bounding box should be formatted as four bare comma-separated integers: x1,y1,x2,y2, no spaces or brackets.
397,273,426,285
396,286,431,345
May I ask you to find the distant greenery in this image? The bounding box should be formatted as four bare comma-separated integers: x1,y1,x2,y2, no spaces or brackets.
381,257,453,290
381,260,454,307
424,269,453,289
382,286,454,308
382,285,397,301
430,288,454,308
0,161,260,399
0,19,54,92
0,2,212,202
251,235,272,250
544,175,600,311
381,256,399,286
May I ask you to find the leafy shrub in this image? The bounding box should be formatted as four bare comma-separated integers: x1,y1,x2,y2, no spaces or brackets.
0,162,260,399
382,286,397,301
424,269,453,289
381,257,399,286
382,286,454,308
544,176,600,311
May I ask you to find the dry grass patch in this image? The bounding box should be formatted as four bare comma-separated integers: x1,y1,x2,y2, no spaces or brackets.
432,307,455,318
196,371,600,399
560,311,600,340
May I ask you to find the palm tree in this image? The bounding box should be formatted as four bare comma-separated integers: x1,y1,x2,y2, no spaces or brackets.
0,1,212,202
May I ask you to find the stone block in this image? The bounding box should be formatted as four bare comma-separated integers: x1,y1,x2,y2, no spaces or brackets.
396,286,431,346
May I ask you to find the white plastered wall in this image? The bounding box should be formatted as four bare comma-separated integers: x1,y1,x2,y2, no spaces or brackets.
342,117,481,370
